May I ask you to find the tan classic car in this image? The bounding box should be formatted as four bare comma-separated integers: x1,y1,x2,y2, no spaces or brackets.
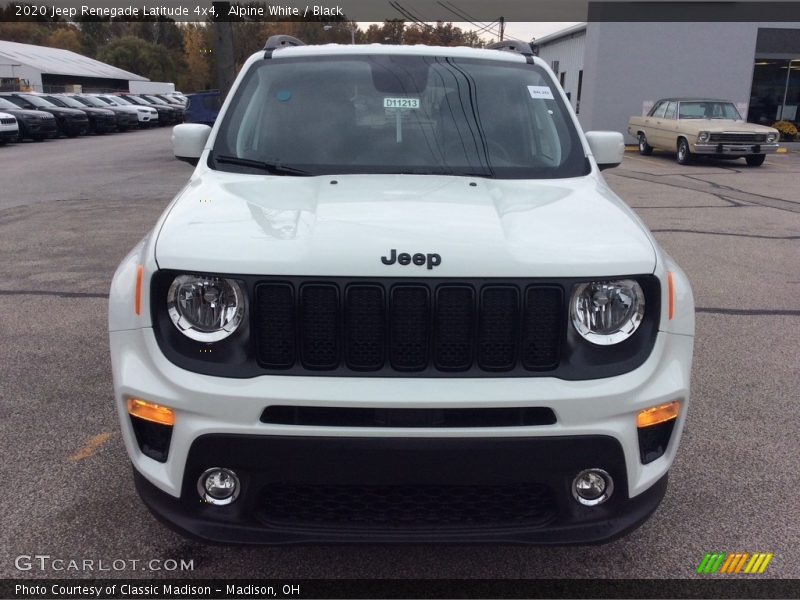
628,98,779,166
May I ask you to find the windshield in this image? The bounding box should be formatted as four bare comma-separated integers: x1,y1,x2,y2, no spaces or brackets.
50,95,87,109
678,101,742,120
95,96,122,106
72,95,102,108
211,55,587,179
126,96,149,106
41,95,68,108
0,97,20,110
144,95,167,105
20,95,57,108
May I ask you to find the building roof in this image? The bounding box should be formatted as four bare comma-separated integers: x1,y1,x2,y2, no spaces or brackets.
532,23,587,47
0,40,148,81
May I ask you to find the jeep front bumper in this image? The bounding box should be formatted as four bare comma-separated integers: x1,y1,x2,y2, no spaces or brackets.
111,328,692,544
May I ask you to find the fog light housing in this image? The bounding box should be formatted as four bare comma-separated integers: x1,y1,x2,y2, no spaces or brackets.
637,400,680,464
127,398,173,463
572,468,614,506
197,468,240,505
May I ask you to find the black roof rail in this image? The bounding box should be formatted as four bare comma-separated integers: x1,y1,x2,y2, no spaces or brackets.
264,35,306,52
486,40,534,57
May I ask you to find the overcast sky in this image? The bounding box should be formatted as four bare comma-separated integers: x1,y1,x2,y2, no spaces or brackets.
359,22,582,43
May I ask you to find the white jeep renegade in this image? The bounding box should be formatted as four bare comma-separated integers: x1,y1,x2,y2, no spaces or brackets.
109,36,695,544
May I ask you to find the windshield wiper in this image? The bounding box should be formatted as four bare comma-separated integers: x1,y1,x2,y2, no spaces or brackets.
214,154,311,176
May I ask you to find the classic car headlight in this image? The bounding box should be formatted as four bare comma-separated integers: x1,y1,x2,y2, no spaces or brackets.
570,280,645,345
167,274,245,342
766,133,777,143
697,131,710,143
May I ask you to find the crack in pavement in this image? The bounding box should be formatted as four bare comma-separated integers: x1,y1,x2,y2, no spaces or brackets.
0,290,107,298
651,229,800,240
612,170,800,213
697,307,800,316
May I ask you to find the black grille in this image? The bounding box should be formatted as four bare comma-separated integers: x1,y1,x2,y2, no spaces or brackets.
254,280,565,374
0,117,14,125
390,286,430,370
522,286,564,369
259,482,557,529
254,284,295,368
299,284,339,369
709,133,766,143
434,286,474,370
345,285,385,370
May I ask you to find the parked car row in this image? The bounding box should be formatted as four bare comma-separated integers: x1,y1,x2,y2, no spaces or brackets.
0,91,186,143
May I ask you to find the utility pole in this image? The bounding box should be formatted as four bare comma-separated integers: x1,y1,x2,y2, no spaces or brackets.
499,16,505,42
212,2,235,100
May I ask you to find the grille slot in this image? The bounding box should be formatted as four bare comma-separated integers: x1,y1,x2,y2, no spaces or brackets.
521,286,564,369
434,286,475,370
478,286,520,370
254,283,295,368
261,406,557,427
253,279,566,375
390,285,430,371
345,285,385,370
259,482,557,529
299,284,340,369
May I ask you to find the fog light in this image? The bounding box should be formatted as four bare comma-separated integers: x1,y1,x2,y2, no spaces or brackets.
197,468,240,505
572,468,614,506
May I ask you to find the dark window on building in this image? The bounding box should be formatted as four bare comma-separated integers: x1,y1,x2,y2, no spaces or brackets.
749,28,800,128
559,71,566,88
749,58,800,127
576,70,583,114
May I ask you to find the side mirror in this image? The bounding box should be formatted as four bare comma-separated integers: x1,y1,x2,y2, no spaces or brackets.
172,123,211,166
585,131,624,171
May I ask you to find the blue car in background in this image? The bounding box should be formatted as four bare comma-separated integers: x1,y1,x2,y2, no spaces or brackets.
184,90,221,126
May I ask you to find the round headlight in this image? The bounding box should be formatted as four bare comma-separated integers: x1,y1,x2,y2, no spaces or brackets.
766,133,777,143
167,275,245,342
697,131,710,142
570,279,645,345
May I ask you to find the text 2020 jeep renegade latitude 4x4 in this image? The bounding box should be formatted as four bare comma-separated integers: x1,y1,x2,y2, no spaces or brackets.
109,37,694,544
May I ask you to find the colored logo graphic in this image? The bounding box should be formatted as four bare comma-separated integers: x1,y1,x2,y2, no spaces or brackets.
697,552,773,574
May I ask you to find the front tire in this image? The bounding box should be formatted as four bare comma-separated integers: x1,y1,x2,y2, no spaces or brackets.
638,133,653,156
746,154,766,167
677,138,693,165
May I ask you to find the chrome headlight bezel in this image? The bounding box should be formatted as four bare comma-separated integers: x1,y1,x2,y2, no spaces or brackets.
570,279,646,346
697,131,710,143
166,274,246,342
766,133,778,143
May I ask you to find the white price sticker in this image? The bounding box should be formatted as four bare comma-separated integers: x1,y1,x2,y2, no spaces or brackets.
527,86,554,100
384,97,420,109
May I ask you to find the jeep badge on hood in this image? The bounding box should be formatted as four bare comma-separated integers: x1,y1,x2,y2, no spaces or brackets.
381,249,442,269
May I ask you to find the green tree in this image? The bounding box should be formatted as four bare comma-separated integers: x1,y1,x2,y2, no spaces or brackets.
179,23,214,92
97,35,179,82
44,26,84,53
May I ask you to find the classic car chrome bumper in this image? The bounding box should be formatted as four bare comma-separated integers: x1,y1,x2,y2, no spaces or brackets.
692,142,780,155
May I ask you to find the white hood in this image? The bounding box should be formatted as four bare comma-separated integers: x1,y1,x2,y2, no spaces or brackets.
155,171,657,278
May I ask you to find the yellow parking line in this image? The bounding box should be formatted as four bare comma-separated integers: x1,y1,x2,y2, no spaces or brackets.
69,432,113,462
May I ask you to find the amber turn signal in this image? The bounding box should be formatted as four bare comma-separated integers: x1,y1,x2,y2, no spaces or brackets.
134,265,143,316
637,400,680,428
127,398,175,426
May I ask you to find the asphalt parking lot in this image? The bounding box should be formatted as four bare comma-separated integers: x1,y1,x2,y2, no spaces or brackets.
1,129,798,579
